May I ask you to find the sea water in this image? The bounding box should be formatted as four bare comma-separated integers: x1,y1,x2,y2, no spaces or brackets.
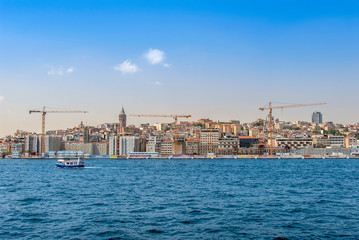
1,158,358,239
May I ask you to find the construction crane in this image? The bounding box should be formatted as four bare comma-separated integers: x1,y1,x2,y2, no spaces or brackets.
29,106,88,154
259,102,326,156
129,114,191,155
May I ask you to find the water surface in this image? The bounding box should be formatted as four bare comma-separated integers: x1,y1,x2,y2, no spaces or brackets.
1,158,358,239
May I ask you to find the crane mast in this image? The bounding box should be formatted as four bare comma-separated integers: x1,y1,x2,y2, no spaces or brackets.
129,114,191,155
29,106,88,154
259,102,326,156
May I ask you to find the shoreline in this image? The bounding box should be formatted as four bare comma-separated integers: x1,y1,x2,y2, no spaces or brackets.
3,156,359,160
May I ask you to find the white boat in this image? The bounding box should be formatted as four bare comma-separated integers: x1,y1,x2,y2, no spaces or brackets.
55,157,85,168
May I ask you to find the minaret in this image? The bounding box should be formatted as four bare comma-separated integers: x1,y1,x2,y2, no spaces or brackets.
119,106,127,134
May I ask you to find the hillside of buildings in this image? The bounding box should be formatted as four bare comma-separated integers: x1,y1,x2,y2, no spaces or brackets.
1,109,359,158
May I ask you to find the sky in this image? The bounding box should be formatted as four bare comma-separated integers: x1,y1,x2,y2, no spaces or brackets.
0,0,358,136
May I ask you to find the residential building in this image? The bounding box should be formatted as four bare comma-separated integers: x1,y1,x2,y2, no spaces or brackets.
25,134,39,154
313,135,330,148
329,135,345,147
11,143,24,153
345,137,357,148
185,138,200,155
200,129,220,154
146,136,162,153
160,140,173,156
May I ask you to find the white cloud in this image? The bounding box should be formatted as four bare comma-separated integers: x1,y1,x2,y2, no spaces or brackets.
144,48,165,65
47,66,74,76
47,66,63,76
0,96,4,102
163,63,172,68
113,60,139,74
155,81,162,85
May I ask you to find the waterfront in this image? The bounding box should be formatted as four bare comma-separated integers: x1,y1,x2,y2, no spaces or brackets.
1,159,359,239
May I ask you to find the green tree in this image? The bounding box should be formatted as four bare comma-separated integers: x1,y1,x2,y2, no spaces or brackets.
327,128,341,136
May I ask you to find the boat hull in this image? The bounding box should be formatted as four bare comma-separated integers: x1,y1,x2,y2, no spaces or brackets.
56,164,84,168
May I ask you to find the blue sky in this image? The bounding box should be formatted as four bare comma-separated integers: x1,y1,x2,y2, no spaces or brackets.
0,0,358,135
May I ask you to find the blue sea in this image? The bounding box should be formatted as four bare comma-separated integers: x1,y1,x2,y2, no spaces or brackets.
1,158,359,239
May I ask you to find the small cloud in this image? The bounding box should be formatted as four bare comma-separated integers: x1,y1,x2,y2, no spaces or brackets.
163,63,172,68
0,96,5,102
113,60,139,74
144,48,165,65
47,66,73,76
67,67,74,73
155,81,162,85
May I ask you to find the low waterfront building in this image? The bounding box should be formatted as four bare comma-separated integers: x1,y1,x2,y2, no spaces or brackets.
108,136,119,155
345,137,357,148
160,140,173,156
200,129,220,154
11,143,24,154
146,136,162,153
0,143,10,154
41,135,62,153
119,136,141,156
238,136,259,148
64,142,109,155
25,134,40,154
218,137,240,155
313,135,331,148
329,135,345,147
275,138,313,149
185,138,200,155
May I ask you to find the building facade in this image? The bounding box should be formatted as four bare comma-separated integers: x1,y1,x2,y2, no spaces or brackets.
185,138,200,155
119,136,141,155
275,138,313,149
312,112,323,124
200,129,220,154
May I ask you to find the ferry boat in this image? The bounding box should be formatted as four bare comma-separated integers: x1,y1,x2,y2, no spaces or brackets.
55,157,85,168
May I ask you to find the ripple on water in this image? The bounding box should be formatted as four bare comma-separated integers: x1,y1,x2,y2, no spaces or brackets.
147,229,164,234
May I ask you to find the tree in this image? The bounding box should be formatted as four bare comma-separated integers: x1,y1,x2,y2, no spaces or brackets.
327,128,341,136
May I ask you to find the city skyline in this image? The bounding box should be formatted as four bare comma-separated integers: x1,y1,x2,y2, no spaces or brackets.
1,0,358,136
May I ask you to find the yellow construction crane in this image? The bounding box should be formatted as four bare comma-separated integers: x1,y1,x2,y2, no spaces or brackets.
129,114,191,155
29,106,88,154
259,102,326,155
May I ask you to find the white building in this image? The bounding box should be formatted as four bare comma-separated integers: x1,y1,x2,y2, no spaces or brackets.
119,136,141,156
108,136,119,155
146,136,162,153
